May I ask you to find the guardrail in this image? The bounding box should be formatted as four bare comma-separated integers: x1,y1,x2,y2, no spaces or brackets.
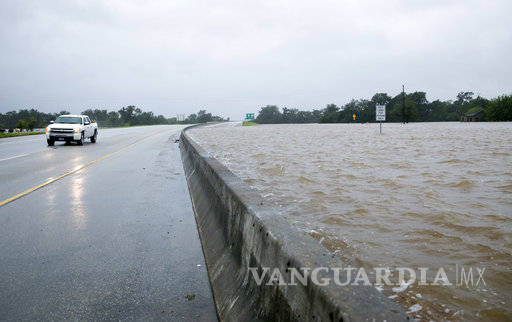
179,124,408,321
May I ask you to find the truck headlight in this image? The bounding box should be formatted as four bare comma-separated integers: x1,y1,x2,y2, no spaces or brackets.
74,128,81,133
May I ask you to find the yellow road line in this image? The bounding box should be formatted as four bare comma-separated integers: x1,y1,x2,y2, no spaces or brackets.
0,132,161,207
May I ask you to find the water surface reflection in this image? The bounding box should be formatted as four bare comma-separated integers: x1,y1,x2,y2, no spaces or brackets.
190,122,512,320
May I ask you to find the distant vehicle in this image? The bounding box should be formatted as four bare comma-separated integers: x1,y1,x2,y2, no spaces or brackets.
45,115,98,146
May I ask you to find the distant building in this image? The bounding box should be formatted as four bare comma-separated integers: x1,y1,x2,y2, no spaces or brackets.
461,108,484,122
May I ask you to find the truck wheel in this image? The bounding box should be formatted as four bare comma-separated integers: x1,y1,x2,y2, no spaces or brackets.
77,133,84,145
90,130,97,143
47,138,54,146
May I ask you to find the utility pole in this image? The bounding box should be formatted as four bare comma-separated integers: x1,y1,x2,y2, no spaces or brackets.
402,84,406,123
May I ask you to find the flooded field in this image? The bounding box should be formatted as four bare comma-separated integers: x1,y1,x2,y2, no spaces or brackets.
189,122,512,320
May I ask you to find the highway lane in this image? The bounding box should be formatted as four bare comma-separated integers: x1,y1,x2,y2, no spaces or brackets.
0,127,173,200
0,125,217,320
0,127,144,162
0,135,45,162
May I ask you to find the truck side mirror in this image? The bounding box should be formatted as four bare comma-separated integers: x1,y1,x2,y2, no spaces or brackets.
84,121,90,125
50,121,54,124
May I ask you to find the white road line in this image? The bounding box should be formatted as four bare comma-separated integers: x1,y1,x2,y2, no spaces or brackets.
0,138,43,145
0,154,29,162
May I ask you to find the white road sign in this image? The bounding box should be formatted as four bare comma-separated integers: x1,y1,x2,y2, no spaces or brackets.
376,105,386,121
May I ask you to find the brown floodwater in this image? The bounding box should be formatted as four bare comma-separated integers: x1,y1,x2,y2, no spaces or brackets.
189,122,512,321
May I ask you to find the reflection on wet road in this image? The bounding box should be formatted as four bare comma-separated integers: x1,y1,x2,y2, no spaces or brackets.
0,125,217,320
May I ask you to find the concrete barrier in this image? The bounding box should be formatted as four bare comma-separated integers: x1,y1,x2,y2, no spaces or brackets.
179,125,408,321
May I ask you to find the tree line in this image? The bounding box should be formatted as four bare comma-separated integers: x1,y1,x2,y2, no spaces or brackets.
0,106,228,131
255,92,512,124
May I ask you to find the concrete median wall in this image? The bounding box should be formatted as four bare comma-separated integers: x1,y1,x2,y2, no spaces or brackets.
179,125,408,321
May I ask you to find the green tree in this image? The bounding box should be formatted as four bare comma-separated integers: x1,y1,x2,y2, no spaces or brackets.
486,95,512,121
319,104,339,123
196,110,213,123
118,106,136,125
456,91,474,105
424,100,450,121
27,117,36,131
183,110,226,123
107,111,121,126
255,105,282,124
186,113,197,123
371,93,392,106
16,119,27,130
391,99,417,122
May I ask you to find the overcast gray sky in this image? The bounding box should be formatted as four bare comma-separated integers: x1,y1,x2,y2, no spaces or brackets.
1,0,511,120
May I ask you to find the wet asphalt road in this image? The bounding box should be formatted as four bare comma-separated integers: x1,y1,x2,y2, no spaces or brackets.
0,126,217,320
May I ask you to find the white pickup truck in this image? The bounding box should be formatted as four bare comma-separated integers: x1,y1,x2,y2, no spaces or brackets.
46,114,98,146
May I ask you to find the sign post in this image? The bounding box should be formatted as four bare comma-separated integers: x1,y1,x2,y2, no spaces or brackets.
376,105,386,134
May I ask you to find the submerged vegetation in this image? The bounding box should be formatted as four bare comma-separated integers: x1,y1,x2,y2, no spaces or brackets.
0,131,44,139
255,92,512,124
0,107,228,131
242,121,259,126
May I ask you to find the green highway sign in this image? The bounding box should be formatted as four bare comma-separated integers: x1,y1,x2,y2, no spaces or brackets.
245,113,255,120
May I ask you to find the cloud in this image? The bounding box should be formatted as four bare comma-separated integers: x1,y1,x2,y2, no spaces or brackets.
1,0,511,119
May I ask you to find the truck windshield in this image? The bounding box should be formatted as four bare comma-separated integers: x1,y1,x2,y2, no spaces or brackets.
54,116,82,124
